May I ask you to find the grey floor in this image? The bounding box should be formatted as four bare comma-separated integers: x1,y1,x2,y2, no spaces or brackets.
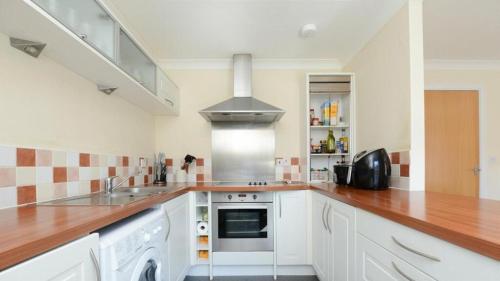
184,276,319,281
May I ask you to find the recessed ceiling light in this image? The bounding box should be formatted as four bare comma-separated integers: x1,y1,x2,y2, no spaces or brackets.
300,24,317,38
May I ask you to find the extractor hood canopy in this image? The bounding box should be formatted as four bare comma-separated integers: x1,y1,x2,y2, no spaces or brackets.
199,54,285,123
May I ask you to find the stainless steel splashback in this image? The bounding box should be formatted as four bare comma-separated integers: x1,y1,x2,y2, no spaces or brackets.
212,122,275,182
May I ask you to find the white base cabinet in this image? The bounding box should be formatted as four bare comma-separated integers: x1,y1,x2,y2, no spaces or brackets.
0,233,100,281
331,200,356,281
311,191,332,281
163,193,191,281
276,191,308,265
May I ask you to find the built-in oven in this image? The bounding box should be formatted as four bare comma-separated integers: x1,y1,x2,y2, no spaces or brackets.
212,192,274,252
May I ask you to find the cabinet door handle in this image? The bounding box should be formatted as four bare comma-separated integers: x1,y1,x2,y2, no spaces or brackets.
79,34,87,40
392,236,441,262
326,204,332,234
164,206,171,242
279,195,282,218
89,248,101,281
391,261,415,281
164,98,174,106
321,202,327,231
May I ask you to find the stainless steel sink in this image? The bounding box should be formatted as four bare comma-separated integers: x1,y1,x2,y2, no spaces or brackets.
38,186,172,206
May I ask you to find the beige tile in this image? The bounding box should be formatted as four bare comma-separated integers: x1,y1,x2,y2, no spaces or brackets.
99,155,108,167
0,186,17,209
79,181,91,195
36,149,52,167
0,146,16,167
53,183,67,199
52,151,67,166
91,167,100,180
0,168,16,187
16,167,36,186
400,151,410,165
36,183,54,202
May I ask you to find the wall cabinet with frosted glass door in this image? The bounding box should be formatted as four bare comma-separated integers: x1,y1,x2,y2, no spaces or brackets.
306,73,355,183
2,0,179,115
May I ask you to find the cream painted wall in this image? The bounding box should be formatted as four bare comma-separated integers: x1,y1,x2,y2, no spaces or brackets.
0,32,155,156
425,69,500,200
155,68,339,159
343,0,425,190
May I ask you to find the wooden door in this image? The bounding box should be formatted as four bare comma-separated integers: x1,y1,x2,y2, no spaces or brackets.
425,90,479,197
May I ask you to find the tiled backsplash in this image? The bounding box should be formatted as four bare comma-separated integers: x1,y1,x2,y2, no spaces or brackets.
389,151,410,189
0,145,153,209
163,156,303,183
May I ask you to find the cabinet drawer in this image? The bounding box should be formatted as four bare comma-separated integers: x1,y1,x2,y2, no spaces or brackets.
357,234,436,281
357,209,500,280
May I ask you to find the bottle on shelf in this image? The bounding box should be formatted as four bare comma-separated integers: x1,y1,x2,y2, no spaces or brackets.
340,129,349,153
330,100,338,126
326,129,335,153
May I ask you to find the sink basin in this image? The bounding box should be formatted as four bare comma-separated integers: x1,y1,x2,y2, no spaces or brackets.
38,187,171,206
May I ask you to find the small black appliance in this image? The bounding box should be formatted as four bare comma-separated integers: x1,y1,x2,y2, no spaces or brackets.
349,148,391,190
334,164,350,185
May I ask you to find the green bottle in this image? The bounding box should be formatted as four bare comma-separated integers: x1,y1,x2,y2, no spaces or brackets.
326,129,335,153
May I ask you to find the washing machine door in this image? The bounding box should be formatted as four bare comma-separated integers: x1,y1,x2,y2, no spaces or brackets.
130,247,163,281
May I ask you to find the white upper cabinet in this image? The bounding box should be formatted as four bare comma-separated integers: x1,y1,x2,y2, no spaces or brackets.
118,29,156,93
276,191,308,265
157,68,180,114
0,0,179,115
0,234,100,281
33,0,116,60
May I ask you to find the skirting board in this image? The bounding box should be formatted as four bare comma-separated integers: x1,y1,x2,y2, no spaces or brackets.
188,265,316,276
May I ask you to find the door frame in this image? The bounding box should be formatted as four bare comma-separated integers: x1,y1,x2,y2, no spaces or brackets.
424,84,486,197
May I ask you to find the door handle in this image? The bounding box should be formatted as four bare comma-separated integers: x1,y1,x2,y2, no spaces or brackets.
392,236,441,262
326,204,332,234
89,248,101,281
164,206,171,242
472,165,481,176
279,195,282,218
392,261,414,281
321,202,327,231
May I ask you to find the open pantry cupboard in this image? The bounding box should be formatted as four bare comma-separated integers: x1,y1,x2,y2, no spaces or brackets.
306,73,356,183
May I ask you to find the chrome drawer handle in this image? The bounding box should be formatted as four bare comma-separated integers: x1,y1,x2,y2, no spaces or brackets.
321,202,327,231
326,204,332,234
392,261,415,281
164,98,174,106
392,236,441,262
89,248,101,281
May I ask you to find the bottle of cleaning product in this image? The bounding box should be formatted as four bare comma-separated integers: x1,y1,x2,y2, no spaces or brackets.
330,100,338,126
323,100,330,126
326,129,335,153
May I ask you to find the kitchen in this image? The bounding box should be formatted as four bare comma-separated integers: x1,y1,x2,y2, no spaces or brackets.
0,0,499,281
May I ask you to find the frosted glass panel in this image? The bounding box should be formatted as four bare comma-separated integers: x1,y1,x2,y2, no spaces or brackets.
118,30,156,93
33,0,116,59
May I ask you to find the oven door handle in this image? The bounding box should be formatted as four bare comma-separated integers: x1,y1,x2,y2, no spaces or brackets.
217,205,269,210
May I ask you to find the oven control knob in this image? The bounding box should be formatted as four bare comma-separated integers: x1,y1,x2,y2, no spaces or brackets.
253,194,257,200
258,182,262,185
228,194,232,200
264,182,267,185
248,182,252,186
253,182,257,186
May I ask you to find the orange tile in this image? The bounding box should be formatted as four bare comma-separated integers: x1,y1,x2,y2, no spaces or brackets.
291,157,299,165
108,167,116,177
90,179,100,193
17,148,35,167
123,156,129,167
148,166,153,175
197,174,204,182
53,167,67,183
165,159,173,167
79,153,90,167
400,164,410,177
17,185,36,204
284,173,291,181
391,152,400,164
0,168,16,187
144,175,149,184
129,177,135,186
196,158,204,166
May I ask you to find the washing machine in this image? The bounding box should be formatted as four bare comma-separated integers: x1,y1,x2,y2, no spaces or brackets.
99,208,169,281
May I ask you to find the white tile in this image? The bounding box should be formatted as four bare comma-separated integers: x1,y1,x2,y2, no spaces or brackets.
66,152,79,167
67,182,79,197
16,167,36,186
52,151,67,166
100,167,108,178
391,164,400,177
135,175,144,185
36,183,54,202
91,167,100,180
0,186,17,209
99,155,108,167
79,167,91,181
79,181,91,195
291,165,299,175
400,151,410,165
107,155,117,166
0,146,16,167
36,167,53,184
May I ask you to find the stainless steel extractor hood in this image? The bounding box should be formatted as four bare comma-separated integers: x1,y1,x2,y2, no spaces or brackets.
199,54,285,123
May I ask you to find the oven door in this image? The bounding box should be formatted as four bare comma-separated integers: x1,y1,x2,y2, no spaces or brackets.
212,203,274,252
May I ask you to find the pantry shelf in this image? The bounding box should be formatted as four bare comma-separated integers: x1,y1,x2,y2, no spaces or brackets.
311,153,350,157
310,125,349,129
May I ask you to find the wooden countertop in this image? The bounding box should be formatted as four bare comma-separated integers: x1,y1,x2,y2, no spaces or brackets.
1,182,499,271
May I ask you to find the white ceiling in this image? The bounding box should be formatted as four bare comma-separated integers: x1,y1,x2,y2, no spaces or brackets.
107,0,407,63
424,0,500,60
